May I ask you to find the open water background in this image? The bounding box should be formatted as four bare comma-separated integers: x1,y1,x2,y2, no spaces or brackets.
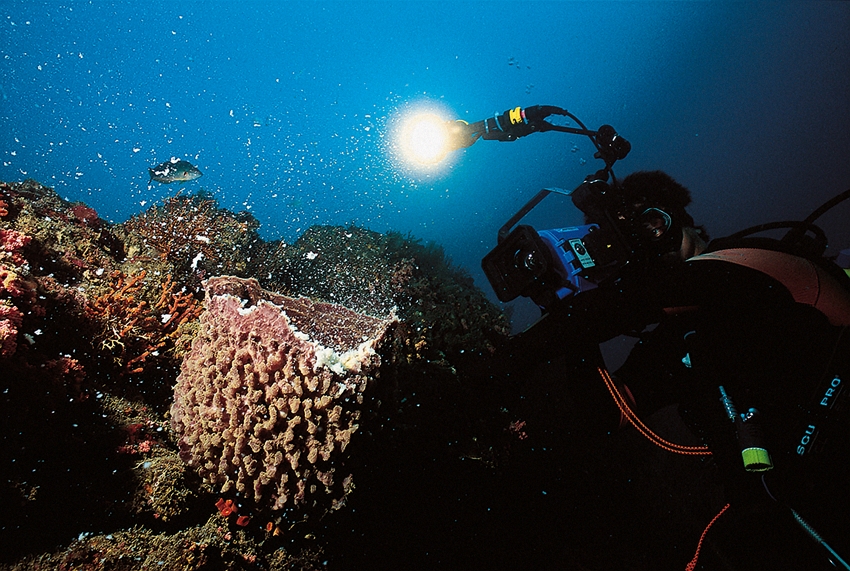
2,1,849,329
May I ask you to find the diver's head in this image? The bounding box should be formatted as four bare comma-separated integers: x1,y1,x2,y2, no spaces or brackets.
603,170,708,261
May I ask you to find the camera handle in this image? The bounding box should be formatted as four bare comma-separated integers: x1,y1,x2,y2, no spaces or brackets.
495,167,615,244
496,186,576,244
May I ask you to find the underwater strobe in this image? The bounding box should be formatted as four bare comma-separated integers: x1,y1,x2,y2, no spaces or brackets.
399,113,455,165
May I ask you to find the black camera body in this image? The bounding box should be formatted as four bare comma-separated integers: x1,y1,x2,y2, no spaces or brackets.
482,224,595,307
481,169,648,312
482,219,630,310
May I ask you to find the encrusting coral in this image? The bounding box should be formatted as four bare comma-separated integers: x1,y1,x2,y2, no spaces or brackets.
170,276,398,513
122,192,261,292
0,227,38,357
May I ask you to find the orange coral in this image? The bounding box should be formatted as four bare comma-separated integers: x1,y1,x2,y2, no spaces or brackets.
153,275,204,335
86,271,202,375
235,515,251,527
215,498,237,517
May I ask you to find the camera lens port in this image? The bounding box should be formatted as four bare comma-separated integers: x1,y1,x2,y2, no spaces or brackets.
515,248,542,274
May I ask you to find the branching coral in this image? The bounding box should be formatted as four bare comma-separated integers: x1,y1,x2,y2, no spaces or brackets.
85,270,203,374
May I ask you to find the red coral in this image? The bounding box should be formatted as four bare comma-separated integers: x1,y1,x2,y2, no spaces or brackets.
235,515,251,527
0,228,31,266
114,415,166,455
125,423,145,440
507,419,529,440
68,204,101,228
215,498,237,517
0,302,24,357
46,356,87,400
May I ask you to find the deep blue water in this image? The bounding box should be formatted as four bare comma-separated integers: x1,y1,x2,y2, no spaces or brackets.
2,1,849,328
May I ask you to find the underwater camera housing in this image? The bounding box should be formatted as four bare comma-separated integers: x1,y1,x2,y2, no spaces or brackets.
482,118,638,312
482,223,600,307
482,181,633,310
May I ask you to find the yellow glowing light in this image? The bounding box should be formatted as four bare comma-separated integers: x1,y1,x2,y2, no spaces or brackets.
400,113,451,165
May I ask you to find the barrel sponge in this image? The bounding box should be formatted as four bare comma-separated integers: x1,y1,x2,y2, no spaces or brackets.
170,276,396,512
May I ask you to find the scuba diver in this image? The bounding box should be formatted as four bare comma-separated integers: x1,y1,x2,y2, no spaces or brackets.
529,171,850,570
452,105,850,569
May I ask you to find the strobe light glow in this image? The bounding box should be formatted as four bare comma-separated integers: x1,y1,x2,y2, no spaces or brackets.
400,113,451,165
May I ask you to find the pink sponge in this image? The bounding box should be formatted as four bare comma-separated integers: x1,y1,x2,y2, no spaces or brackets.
171,276,396,512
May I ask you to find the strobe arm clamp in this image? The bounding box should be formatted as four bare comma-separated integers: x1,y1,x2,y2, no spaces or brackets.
593,124,631,168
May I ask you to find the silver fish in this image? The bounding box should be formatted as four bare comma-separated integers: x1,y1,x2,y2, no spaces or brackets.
148,158,203,184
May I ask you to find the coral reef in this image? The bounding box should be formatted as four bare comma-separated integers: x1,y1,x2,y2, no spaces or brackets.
122,192,262,292
0,180,216,565
0,226,38,357
0,178,533,571
0,181,124,280
84,270,203,376
249,225,510,368
4,514,325,571
0,299,23,357
171,276,397,514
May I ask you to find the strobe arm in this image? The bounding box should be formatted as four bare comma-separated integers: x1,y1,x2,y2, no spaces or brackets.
453,105,587,147
449,105,630,171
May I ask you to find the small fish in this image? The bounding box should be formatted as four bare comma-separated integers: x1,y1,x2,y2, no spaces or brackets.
148,158,203,184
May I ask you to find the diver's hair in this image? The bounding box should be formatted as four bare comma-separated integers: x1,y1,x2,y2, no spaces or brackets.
619,170,710,241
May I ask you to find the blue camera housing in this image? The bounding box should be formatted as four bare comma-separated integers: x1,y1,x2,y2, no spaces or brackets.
536,225,600,303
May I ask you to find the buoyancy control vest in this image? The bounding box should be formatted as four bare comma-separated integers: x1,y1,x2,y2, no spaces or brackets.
689,247,850,326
